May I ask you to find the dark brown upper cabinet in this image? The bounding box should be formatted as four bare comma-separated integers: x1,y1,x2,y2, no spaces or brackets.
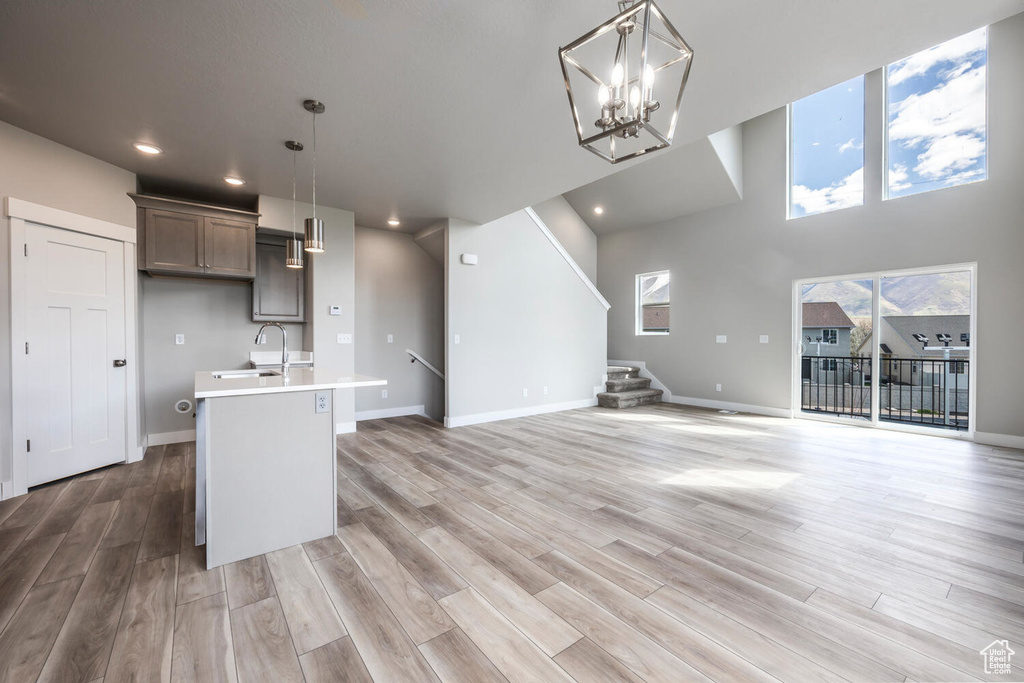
131,194,258,281
252,238,305,323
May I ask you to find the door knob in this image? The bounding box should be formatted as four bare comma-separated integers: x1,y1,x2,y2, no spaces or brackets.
113,359,127,368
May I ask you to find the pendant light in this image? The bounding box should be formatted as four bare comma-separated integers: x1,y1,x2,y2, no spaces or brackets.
284,140,304,268
559,0,693,163
303,99,326,253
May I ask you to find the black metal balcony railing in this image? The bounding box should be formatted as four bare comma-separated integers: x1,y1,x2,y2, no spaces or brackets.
801,355,969,431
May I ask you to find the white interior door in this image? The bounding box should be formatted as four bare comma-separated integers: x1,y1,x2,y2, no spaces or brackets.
25,223,127,486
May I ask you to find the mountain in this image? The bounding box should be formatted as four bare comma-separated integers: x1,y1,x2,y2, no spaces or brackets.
802,272,970,319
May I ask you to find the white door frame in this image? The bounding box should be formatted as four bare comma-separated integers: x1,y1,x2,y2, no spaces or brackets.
792,261,978,441
6,197,141,498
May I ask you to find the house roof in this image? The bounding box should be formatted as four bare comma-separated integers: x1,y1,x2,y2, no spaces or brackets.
884,315,971,358
802,302,855,329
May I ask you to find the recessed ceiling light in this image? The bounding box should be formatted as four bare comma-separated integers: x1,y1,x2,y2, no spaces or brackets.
134,143,162,155
594,206,604,215
387,218,401,226
223,176,246,186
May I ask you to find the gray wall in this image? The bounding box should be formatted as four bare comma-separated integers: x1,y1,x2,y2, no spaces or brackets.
531,196,598,282
0,120,137,483
354,227,444,420
259,196,356,432
140,276,304,436
446,210,607,423
598,13,1024,439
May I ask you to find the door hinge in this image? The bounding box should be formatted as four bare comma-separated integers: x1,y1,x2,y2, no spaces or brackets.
26,440,30,453
24,244,28,257
25,342,29,354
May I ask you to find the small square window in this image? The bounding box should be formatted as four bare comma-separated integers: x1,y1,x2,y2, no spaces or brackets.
820,359,838,372
636,271,669,335
822,329,838,345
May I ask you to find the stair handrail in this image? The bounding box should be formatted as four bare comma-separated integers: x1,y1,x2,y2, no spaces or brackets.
524,207,611,311
407,349,445,380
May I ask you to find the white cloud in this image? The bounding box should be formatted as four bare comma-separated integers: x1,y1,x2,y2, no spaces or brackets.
914,133,986,179
889,163,912,192
838,137,863,154
792,167,863,216
889,65,985,146
887,27,986,86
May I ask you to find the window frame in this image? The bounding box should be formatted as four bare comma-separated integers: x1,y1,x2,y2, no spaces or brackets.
820,358,838,372
786,75,866,220
635,270,670,336
822,328,838,345
882,29,990,201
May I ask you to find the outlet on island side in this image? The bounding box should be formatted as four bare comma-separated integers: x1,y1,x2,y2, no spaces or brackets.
315,391,331,413
716,384,722,392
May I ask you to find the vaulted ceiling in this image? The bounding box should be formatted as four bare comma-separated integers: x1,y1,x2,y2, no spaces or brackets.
0,0,1020,232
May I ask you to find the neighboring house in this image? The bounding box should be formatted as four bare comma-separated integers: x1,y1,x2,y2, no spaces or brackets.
855,315,970,385
802,302,856,383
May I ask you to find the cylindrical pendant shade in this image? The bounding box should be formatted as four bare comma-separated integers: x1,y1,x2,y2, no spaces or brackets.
304,217,325,253
286,237,304,268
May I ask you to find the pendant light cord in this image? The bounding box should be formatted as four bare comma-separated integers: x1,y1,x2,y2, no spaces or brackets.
311,111,317,221
291,149,297,239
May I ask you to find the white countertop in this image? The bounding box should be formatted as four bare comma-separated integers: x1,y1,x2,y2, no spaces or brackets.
195,367,386,399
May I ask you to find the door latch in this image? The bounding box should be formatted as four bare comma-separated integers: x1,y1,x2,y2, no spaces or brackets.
113,359,127,368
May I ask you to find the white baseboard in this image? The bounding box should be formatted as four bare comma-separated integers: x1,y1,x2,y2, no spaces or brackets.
667,395,793,419
974,431,1024,451
608,359,673,401
355,405,426,422
129,444,146,463
445,398,598,428
0,481,10,501
336,421,357,435
147,429,196,446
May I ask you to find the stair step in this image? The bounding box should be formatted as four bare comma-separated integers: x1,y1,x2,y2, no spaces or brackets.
606,377,651,392
607,365,640,380
597,388,663,409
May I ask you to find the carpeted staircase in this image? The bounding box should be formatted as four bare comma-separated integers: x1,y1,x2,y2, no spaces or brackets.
597,366,663,408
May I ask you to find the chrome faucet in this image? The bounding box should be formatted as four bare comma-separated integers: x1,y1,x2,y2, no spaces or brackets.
255,322,289,370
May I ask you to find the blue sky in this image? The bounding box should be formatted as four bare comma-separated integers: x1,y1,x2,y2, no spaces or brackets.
789,76,864,218
886,28,987,197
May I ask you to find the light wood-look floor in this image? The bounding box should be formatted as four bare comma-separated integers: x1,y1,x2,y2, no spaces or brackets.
1,404,1023,682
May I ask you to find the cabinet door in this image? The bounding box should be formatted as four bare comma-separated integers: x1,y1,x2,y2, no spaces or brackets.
144,209,205,275
204,217,256,279
253,242,305,322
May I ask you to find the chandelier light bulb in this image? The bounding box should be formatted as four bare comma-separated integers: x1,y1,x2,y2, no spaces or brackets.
644,64,655,91
598,85,611,107
630,85,641,109
611,63,624,87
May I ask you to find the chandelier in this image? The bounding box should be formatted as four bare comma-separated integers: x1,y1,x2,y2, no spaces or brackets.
559,0,693,163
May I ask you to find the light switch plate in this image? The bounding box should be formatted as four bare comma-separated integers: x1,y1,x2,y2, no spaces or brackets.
716,384,722,392
329,305,341,316
387,334,393,344
453,334,460,345
315,391,331,413
175,334,185,345
337,334,352,344
759,334,769,344
716,335,727,344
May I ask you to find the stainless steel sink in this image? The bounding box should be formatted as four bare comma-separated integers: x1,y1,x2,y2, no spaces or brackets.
211,370,281,379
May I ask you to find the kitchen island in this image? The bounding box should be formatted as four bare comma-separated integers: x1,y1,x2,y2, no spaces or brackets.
194,367,385,569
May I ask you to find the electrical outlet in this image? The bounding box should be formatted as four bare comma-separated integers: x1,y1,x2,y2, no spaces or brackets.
523,388,528,397
315,391,330,413
759,335,769,344
175,334,185,345
716,335,727,344
453,334,460,345
716,384,722,392
387,334,393,344
381,389,388,399
329,305,341,316
543,386,549,395
337,333,352,344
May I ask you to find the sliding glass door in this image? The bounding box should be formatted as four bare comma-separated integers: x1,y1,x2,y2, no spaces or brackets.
794,264,975,435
